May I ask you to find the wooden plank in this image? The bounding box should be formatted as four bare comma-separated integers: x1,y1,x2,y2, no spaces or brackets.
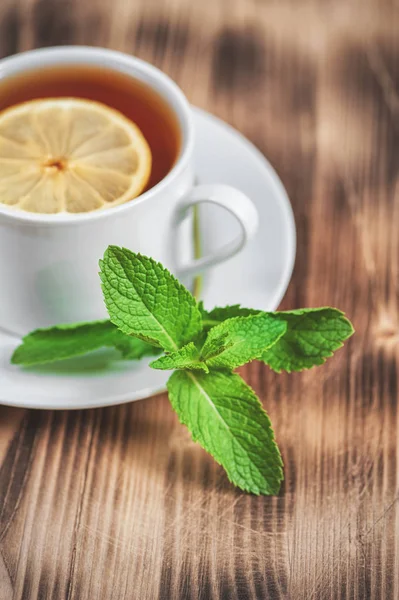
0,0,398,598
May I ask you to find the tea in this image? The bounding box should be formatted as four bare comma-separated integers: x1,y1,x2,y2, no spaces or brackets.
0,64,181,200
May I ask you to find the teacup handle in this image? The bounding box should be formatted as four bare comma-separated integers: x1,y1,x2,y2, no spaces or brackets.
176,184,259,278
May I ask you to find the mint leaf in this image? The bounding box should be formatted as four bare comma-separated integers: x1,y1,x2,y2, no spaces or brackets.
199,303,259,330
200,304,354,372
167,370,283,494
201,314,287,370
113,334,161,360
100,247,202,352
11,320,160,366
261,308,354,372
150,342,208,372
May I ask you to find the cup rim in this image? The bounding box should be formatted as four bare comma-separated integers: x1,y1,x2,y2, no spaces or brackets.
0,46,194,226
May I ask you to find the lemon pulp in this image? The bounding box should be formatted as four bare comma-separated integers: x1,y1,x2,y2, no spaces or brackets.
0,98,152,214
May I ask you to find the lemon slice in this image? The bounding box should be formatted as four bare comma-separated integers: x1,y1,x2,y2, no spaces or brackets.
0,98,152,214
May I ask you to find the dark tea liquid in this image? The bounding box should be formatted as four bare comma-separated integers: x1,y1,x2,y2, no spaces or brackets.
0,64,181,191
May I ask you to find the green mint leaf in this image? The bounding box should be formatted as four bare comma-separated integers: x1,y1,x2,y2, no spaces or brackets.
11,320,160,366
167,370,283,495
199,303,259,330
100,247,202,353
200,304,354,372
201,314,287,370
112,334,161,360
261,308,354,372
150,342,209,372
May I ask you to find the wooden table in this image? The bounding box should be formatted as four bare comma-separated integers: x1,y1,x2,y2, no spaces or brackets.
0,1,398,598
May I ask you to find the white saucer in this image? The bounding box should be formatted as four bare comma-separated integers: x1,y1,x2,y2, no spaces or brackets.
0,107,296,410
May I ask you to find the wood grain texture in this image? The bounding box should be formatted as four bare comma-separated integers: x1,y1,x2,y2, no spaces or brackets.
0,0,398,598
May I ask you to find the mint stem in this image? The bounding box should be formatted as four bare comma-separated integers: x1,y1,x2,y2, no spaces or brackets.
192,205,203,300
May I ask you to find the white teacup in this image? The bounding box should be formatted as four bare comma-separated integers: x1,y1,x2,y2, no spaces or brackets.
0,46,258,336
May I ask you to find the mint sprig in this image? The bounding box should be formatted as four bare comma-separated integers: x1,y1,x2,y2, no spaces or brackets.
11,247,354,495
